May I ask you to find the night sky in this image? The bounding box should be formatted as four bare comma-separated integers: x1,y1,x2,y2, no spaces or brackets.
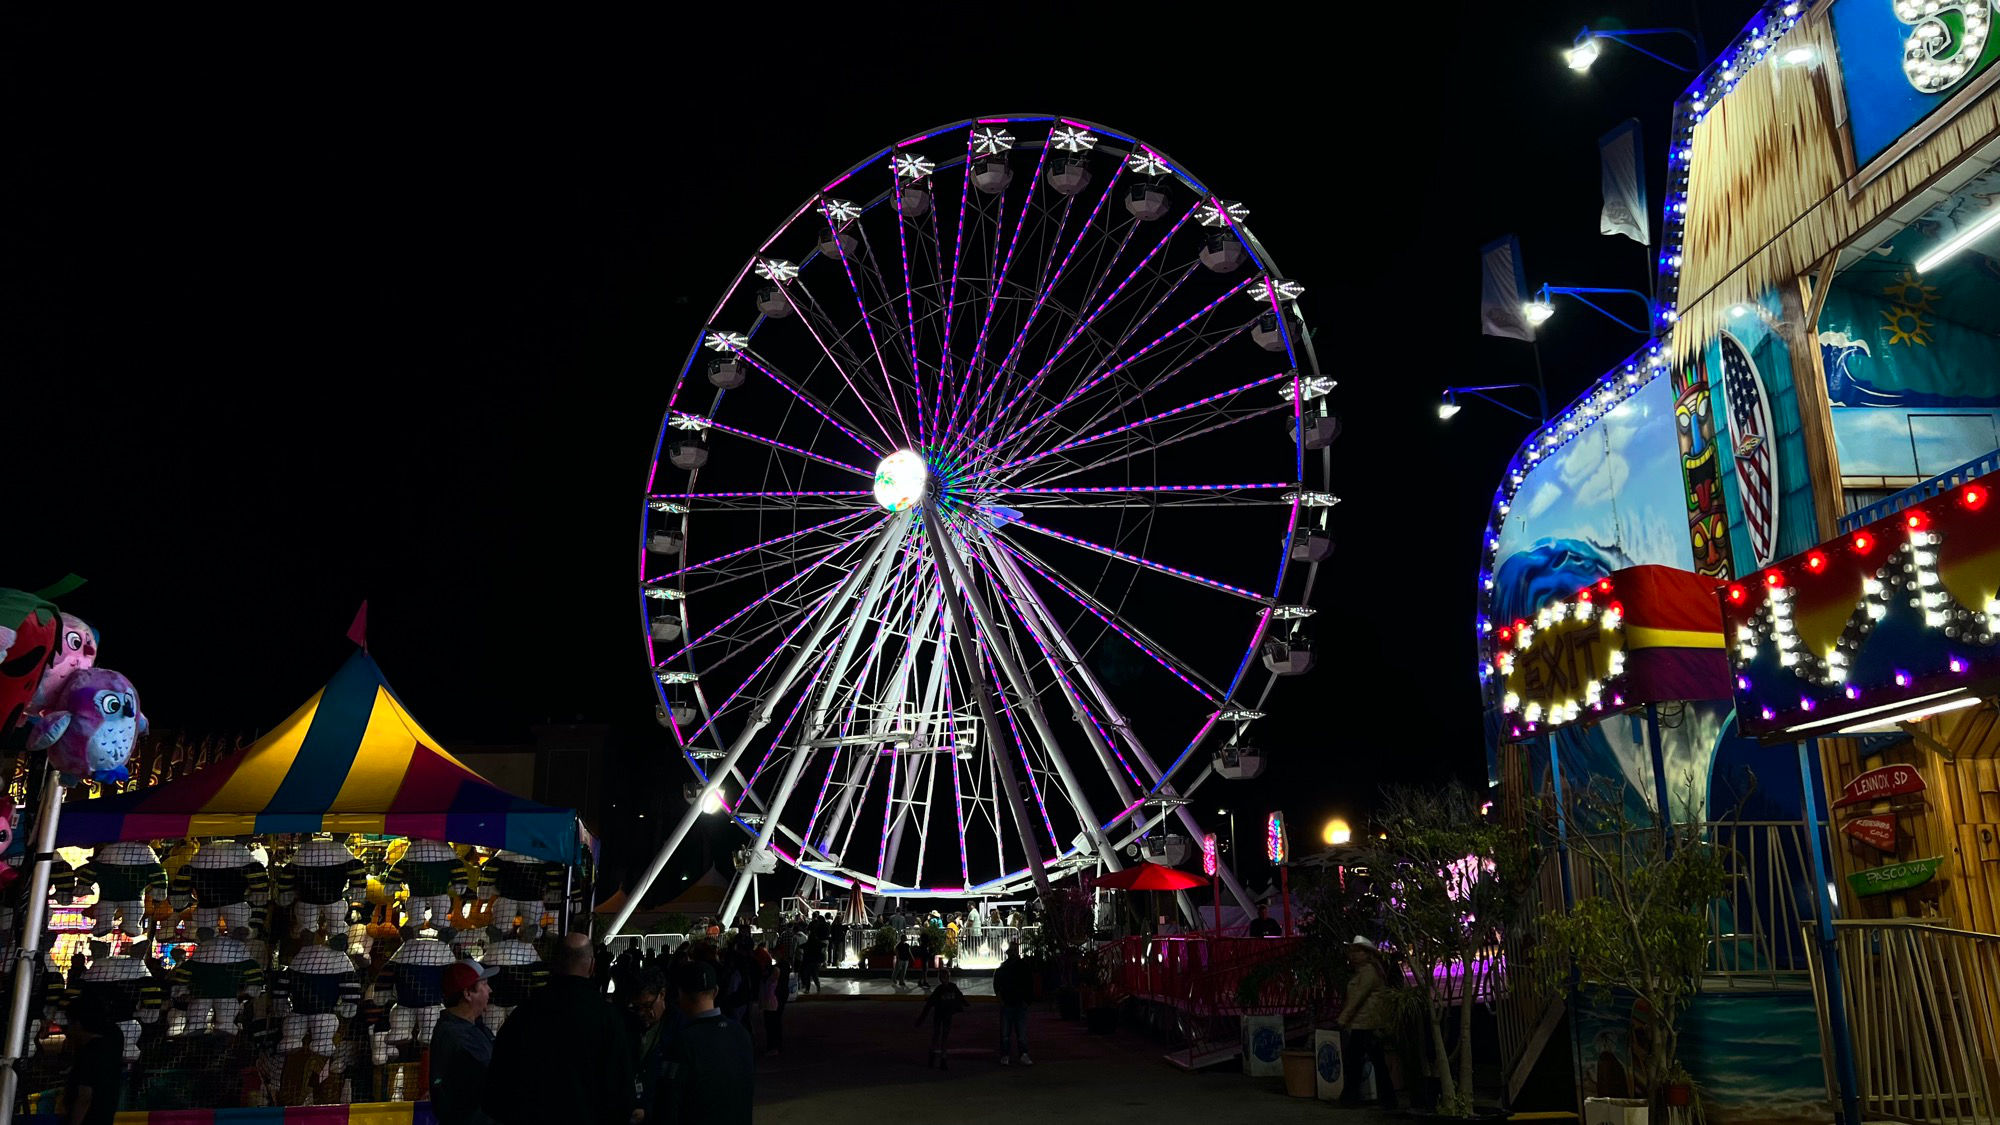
6,3,1754,894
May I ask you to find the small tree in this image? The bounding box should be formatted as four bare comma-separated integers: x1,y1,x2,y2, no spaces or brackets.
1536,778,1732,1119
1356,782,1521,1116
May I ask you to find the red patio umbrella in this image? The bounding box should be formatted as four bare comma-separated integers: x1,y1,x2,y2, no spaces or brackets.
1095,861,1206,891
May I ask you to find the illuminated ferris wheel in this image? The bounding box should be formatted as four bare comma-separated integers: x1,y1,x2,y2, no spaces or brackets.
614,114,1335,932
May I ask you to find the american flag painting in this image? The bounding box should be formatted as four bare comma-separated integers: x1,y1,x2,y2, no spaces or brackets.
1718,330,1780,567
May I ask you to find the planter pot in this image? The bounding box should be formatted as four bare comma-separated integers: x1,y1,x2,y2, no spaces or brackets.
865,955,893,970
1665,1084,1693,1108
1282,1049,1316,1098
1584,1097,1650,1125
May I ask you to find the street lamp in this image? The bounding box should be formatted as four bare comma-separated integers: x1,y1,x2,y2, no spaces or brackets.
1565,26,1705,74
1322,817,1352,847
1527,283,1657,336
1439,383,1549,425
1216,807,1238,868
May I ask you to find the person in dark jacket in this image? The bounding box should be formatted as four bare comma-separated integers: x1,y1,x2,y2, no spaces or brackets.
915,966,968,1069
429,958,499,1125
62,993,122,1125
992,940,1034,1066
628,971,678,1122
481,933,636,1125
662,958,753,1125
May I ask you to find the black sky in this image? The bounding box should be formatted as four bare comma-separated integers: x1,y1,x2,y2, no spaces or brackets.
4,4,1756,889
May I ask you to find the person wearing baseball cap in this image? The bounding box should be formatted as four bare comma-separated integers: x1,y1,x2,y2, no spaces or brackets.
661,956,753,1124
430,958,499,1125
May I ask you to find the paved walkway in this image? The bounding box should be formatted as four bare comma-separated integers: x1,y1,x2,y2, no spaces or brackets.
753,997,1398,1123
789,974,995,999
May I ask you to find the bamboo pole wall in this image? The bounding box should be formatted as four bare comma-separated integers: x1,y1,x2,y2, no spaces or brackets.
1674,14,2000,365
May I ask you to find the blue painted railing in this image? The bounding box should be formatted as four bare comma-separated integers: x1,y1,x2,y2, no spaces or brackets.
1838,448,2000,533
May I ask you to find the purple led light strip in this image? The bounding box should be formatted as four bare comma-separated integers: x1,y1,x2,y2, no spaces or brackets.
962,534,1145,790
935,130,978,442
892,183,928,444
730,349,885,459
983,274,1256,461
656,490,871,501
992,536,1219,703
774,285,905,452
673,584,843,751
969,619,1062,853
652,510,876,583
801,546,921,851
1006,518,1268,602
970,482,1293,496
655,532,869,665
821,203,916,448
944,674,970,885
743,628,849,791
989,370,1293,475
940,137,1052,449
967,202,1201,453
959,165,1125,451
696,414,875,478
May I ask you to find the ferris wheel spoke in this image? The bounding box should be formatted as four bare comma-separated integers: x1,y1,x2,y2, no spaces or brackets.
670,581,846,751
1018,317,1256,466
686,413,878,479
938,137,1053,449
979,272,1257,468
771,282,909,451
649,489,872,513
1002,517,1272,605
942,674,971,885
888,182,932,443
988,535,1225,703
655,525,880,668
816,209,917,448
966,202,1201,456
967,482,1296,511
934,132,979,439
986,369,1294,478
982,163,1125,395
728,348,887,460
970,629,1062,855
650,510,878,584
1009,401,1294,491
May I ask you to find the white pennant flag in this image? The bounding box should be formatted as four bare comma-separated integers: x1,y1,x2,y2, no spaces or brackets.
1599,119,1649,244
1479,235,1534,341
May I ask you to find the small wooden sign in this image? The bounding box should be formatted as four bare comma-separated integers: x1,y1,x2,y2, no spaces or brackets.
1833,763,1926,808
1841,815,1899,854
1845,855,1944,898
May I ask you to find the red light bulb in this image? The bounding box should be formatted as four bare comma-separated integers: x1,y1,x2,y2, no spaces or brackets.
1597,579,1613,593
1852,532,1873,552
1908,511,1929,530
1726,584,1747,603
1963,485,1988,510
1806,551,1826,572
1764,571,1784,587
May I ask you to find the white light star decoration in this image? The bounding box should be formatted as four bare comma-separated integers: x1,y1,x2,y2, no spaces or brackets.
821,198,863,223
892,152,935,180
754,259,799,283
1198,198,1250,227
1126,149,1170,176
669,412,709,431
656,670,699,685
971,127,1016,154
1050,126,1097,152
1279,375,1338,403
643,585,685,601
647,500,689,514
1271,605,1316,620
1282,490,1341,508
1248,278,1305,303
704,331,748,352
1216,707,1264,722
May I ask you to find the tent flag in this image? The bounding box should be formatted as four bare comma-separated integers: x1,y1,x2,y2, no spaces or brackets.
1599,118,1649,244
58,650,580,865
1480,235,1535,341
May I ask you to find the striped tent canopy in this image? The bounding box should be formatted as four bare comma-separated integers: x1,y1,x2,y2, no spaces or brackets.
58,650,581,864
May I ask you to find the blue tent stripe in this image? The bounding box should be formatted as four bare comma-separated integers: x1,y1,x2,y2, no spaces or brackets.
265,651,382,813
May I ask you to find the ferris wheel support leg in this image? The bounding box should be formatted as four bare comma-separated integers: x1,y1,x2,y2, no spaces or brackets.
881,632,951,886
609,511,911,939
715,524,913,927
922,501,1052,900
961,533,1125,878
993,545,1257,918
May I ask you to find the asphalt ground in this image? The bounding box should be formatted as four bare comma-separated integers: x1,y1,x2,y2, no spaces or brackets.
752,995,1401,1124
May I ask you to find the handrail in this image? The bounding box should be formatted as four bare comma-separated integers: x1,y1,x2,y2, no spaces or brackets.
1839,448,2000,532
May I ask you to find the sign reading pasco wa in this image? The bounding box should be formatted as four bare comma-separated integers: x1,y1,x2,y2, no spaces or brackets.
1846,855,1945,898
1833,763,1927,808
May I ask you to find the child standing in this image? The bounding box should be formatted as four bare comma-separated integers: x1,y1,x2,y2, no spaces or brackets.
915,966,968,1070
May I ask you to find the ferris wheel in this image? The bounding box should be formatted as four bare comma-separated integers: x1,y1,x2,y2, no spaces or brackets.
611,114,1336,935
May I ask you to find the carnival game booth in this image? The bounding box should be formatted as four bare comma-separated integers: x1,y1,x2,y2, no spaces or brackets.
28,650,586,1116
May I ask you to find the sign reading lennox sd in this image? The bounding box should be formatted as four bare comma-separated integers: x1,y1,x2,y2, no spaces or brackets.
1841,815,1900,853
1722,473,2000,739
1833,763,1927,808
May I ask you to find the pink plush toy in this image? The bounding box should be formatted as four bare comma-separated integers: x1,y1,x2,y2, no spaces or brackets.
28,613,97,715
28,667,146,784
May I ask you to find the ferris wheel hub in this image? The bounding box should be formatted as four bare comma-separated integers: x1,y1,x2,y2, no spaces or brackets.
872,449,929,512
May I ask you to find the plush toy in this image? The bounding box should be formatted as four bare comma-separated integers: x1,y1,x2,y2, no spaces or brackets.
274,941,360,1057
172,839,269,939
27,613,96,717
483,851,563,940
480,937,546,1033
277,837,365,937
170,932,263,1037
383,839,465,935
69,953,164,1061
370,935,453,1065
74,842,168,938
0,589,61,734
28,668,146,784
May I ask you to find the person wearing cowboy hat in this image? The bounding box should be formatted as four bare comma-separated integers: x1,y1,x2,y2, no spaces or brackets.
1338,936,1396,1109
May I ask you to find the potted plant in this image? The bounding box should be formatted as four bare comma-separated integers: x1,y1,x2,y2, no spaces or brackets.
1351,782,1521,1117
866,922,898,970
1537,778,1733,1122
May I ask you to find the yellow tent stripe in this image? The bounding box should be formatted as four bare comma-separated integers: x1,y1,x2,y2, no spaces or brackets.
329,687,421,812
203,689,324,813
1625,625,1726,651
